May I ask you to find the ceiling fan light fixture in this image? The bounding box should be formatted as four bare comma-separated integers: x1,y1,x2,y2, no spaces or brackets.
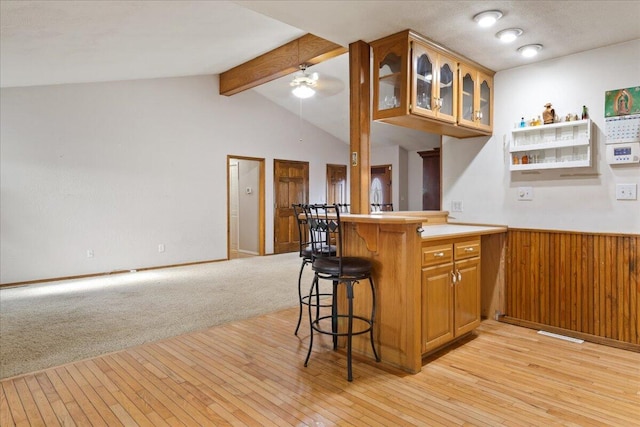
473,10,503,27
290,64,318,98
291,83,315,99
496,28,523,43
518,44,543,58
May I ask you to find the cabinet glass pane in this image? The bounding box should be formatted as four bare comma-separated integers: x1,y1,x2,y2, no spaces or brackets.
415,53,433,110
379,52,401,110
480,80,490,126
462,73,474,121
439,63,454,116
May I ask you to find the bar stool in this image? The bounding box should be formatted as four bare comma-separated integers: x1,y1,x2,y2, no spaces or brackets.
292,204,335,336
302,204,380,381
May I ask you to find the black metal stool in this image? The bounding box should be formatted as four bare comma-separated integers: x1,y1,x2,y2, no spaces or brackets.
292,204,335,336
302,203,380,381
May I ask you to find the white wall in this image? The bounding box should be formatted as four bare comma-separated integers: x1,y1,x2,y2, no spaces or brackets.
442,40,640,233
0,75,348,283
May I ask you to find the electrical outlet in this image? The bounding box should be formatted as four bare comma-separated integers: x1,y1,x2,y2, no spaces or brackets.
86,249,94,258
616,183,637,200
158,244,165,252
451,200,463,212
518,187,533,201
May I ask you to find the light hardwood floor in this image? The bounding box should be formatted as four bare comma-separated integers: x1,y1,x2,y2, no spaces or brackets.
2,307,639,426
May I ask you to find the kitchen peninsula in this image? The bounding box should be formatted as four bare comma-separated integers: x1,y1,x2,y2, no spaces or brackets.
339,211,506,373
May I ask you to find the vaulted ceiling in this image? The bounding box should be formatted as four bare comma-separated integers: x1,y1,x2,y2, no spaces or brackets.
2,1,639,149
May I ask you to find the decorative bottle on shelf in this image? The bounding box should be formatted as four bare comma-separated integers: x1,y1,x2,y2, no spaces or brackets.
520,117,525,128
581,105,589,120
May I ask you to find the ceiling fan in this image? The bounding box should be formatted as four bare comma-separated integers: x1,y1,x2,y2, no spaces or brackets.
290,64,344,99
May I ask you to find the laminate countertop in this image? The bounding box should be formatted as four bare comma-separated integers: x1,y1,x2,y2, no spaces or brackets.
421,223,507,241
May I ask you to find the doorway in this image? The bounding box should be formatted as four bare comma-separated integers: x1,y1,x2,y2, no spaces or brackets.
418,148,441,210
326,164,347,205
227,156,265,259
370,164,392,210
274,159,309,254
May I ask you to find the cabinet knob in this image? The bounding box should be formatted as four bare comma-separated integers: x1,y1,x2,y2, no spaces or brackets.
417,226,424,234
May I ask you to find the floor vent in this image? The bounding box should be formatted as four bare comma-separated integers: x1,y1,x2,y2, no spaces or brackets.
537,330,584,344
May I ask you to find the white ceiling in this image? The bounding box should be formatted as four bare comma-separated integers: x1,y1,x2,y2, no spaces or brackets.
2,1,639,149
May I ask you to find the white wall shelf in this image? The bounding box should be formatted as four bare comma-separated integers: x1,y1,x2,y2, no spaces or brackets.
509,119,591,171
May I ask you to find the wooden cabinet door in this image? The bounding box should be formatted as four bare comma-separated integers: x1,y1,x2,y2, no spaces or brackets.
372,35,409,120
453,257,481,336
273,160,308,254
476,72,493,132
435,52,457,124
411,42,438,120
422,263,454,353
457,63,477,129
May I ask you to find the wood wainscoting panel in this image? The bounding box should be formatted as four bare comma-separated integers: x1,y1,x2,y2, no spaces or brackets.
504,229,639,349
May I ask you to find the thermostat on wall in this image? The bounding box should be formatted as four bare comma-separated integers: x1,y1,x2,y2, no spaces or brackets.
606,142,640,164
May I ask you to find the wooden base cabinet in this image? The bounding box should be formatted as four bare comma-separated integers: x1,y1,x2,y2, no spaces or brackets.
422,238,481,353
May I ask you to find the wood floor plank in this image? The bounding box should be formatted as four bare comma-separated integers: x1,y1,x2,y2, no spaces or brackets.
13,377,46,426
23,375,61,427
2,308,639,426
34,372,76,427
2,380,28,427
0,383,16,427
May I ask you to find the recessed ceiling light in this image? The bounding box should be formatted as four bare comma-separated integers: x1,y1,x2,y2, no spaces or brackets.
518,44,543,58
473,10,503,28
496,28,523,43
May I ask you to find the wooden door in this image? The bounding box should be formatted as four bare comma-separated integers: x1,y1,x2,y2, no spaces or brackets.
370,164,392,206
418,149,441,210
454,257,481,336
422,263,454,353
274,159,309,254
326,164,347,205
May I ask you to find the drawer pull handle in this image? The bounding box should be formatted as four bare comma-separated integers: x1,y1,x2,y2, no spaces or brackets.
433,252,445,257
464,247,474,252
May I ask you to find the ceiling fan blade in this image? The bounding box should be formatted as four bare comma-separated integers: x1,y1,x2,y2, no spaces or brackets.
314,75,345,97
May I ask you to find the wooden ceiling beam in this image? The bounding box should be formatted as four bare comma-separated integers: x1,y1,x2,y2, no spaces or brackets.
219,34,346,96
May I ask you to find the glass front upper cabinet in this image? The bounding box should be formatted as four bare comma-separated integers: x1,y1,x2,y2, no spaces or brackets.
411,43,457,124
373,40,407,118
458,64,493,132
371,30,494,138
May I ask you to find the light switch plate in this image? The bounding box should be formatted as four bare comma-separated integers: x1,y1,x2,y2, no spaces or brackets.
518,187,533,201
451,200,463,212
616,183,637,200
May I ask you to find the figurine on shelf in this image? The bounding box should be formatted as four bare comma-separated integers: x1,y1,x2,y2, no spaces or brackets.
543,103,555,124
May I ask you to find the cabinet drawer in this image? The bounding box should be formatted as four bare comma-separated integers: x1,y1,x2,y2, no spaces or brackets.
454,240,480,260
422,243,453,267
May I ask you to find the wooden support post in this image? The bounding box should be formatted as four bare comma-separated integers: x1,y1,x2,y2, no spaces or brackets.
349,40,371,214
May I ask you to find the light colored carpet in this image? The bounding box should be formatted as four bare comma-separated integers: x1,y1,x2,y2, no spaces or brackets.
0,252,312,379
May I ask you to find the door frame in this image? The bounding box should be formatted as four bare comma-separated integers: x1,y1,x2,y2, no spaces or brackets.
227,155,265,259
